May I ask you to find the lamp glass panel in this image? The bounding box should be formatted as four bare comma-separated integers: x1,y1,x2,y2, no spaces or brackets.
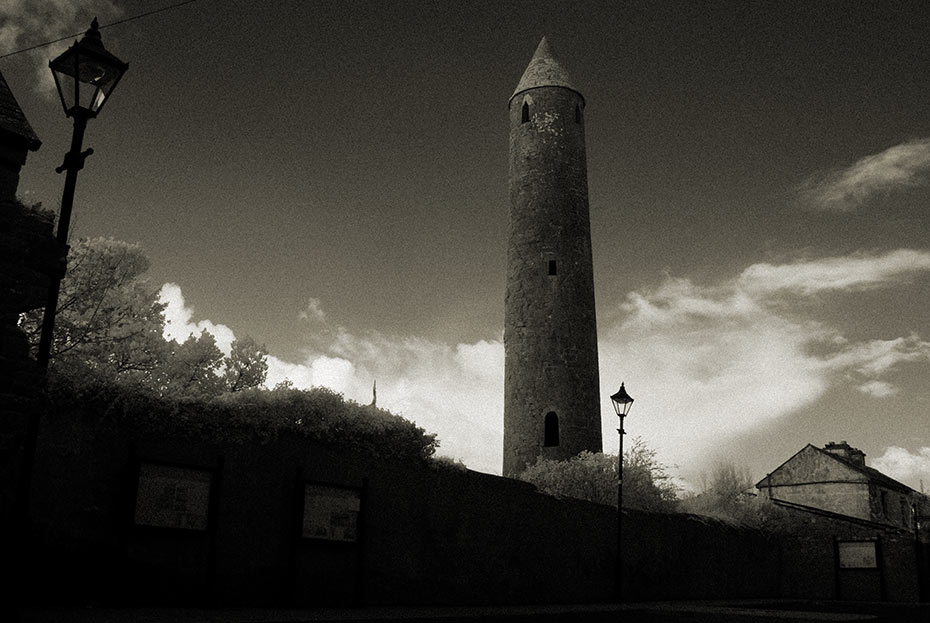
51,69,76,114
51,48,122,115
611,387,633,416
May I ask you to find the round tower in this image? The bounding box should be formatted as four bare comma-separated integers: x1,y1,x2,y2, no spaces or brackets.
503,38,602,478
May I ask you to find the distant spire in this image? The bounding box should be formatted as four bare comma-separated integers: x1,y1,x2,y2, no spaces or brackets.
510,36,582,104
370,380,377,408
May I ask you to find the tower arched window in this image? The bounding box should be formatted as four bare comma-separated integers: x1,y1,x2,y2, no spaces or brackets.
521,101,530,123
544,411,559,447
575,104,581,123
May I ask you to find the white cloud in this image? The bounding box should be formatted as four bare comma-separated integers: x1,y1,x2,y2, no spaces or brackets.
0,1,122,52
598,276,828,470
159,285,363,399
824,335,930,377
596,251,930,480
857,380,898,398
155,247,930,481
738,250,930,296
264,354,357,394
871,446,930,492
261,301,505,474
158,283,237,356
264,250,930,479
0,1,123,95
264,355,314,389
298,297,327,323
799,138,930,212
319,332,505,473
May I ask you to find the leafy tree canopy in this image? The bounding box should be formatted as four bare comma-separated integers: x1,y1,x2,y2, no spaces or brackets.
24,236,441,464
21,237,269,398
21,236,165,377
225,336,270,392
517,439,679,512
678,460,788,528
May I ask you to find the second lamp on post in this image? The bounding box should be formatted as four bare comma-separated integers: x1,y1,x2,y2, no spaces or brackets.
610,382,634,602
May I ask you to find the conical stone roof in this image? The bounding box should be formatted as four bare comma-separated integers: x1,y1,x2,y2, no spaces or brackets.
510,37,582,104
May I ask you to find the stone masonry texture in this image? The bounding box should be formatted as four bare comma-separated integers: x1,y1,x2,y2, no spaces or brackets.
503,80,601,478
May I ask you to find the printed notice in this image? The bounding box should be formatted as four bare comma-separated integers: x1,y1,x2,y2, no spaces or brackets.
134,463,211,530
303,484,360,542
837,541,878,569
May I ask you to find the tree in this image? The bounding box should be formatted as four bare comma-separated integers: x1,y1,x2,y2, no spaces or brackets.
146,333,270,398
20,237,166,379
519,451,617,506
517,438,679,512
22,236,270,398
623,437,680,512
146,331,225,399
224,336,269,392
678,460,787,528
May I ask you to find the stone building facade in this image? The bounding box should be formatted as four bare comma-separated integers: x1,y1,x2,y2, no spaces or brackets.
503,38,601,478
0,69,58,538
0,71,41,201
756,441,927,531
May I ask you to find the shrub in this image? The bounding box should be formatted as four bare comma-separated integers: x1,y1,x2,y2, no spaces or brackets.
517,440,679,511
44,376,439,463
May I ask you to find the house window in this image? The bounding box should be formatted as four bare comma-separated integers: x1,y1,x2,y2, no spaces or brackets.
544,411,559,447
521,101,530,123
548,259,557,276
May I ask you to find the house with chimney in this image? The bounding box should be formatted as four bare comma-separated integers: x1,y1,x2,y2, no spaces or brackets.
756,441,926,531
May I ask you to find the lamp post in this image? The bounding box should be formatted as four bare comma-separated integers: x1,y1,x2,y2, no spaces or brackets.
36,17,128,369
18,17,127,552
610,382,634,602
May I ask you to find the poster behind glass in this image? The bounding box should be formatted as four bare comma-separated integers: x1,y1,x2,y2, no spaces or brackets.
303,484,360,542
134,463,212,530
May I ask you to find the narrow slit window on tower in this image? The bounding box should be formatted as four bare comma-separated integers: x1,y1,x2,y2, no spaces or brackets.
575,104,581,123
521,101,530,123
544,411,559,447
548,259,557,276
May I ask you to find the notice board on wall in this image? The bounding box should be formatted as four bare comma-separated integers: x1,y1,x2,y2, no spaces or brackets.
134,463,212,530
302,483,360,542
837,540,878,569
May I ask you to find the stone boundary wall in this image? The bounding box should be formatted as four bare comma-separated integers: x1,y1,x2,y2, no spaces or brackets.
20,411,925,607
775,502,924,602
0,198,57,577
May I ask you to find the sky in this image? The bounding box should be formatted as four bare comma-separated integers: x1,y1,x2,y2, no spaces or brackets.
2,0,930,491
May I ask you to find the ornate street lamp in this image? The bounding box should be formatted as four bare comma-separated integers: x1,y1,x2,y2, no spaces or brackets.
610,382,634,602
36,18,128,368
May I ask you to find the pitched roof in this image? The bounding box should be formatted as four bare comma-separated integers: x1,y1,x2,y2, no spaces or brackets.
811,444,914,494
0,70,41,150
756,443,916,495
510,36,583,104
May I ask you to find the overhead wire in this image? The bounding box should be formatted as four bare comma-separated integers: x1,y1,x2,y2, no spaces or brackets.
0,0,204,60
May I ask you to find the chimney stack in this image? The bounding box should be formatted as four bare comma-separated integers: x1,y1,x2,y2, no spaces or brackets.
824,441,866,466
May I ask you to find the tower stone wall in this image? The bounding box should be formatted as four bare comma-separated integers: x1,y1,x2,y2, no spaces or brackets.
503,39,601,478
